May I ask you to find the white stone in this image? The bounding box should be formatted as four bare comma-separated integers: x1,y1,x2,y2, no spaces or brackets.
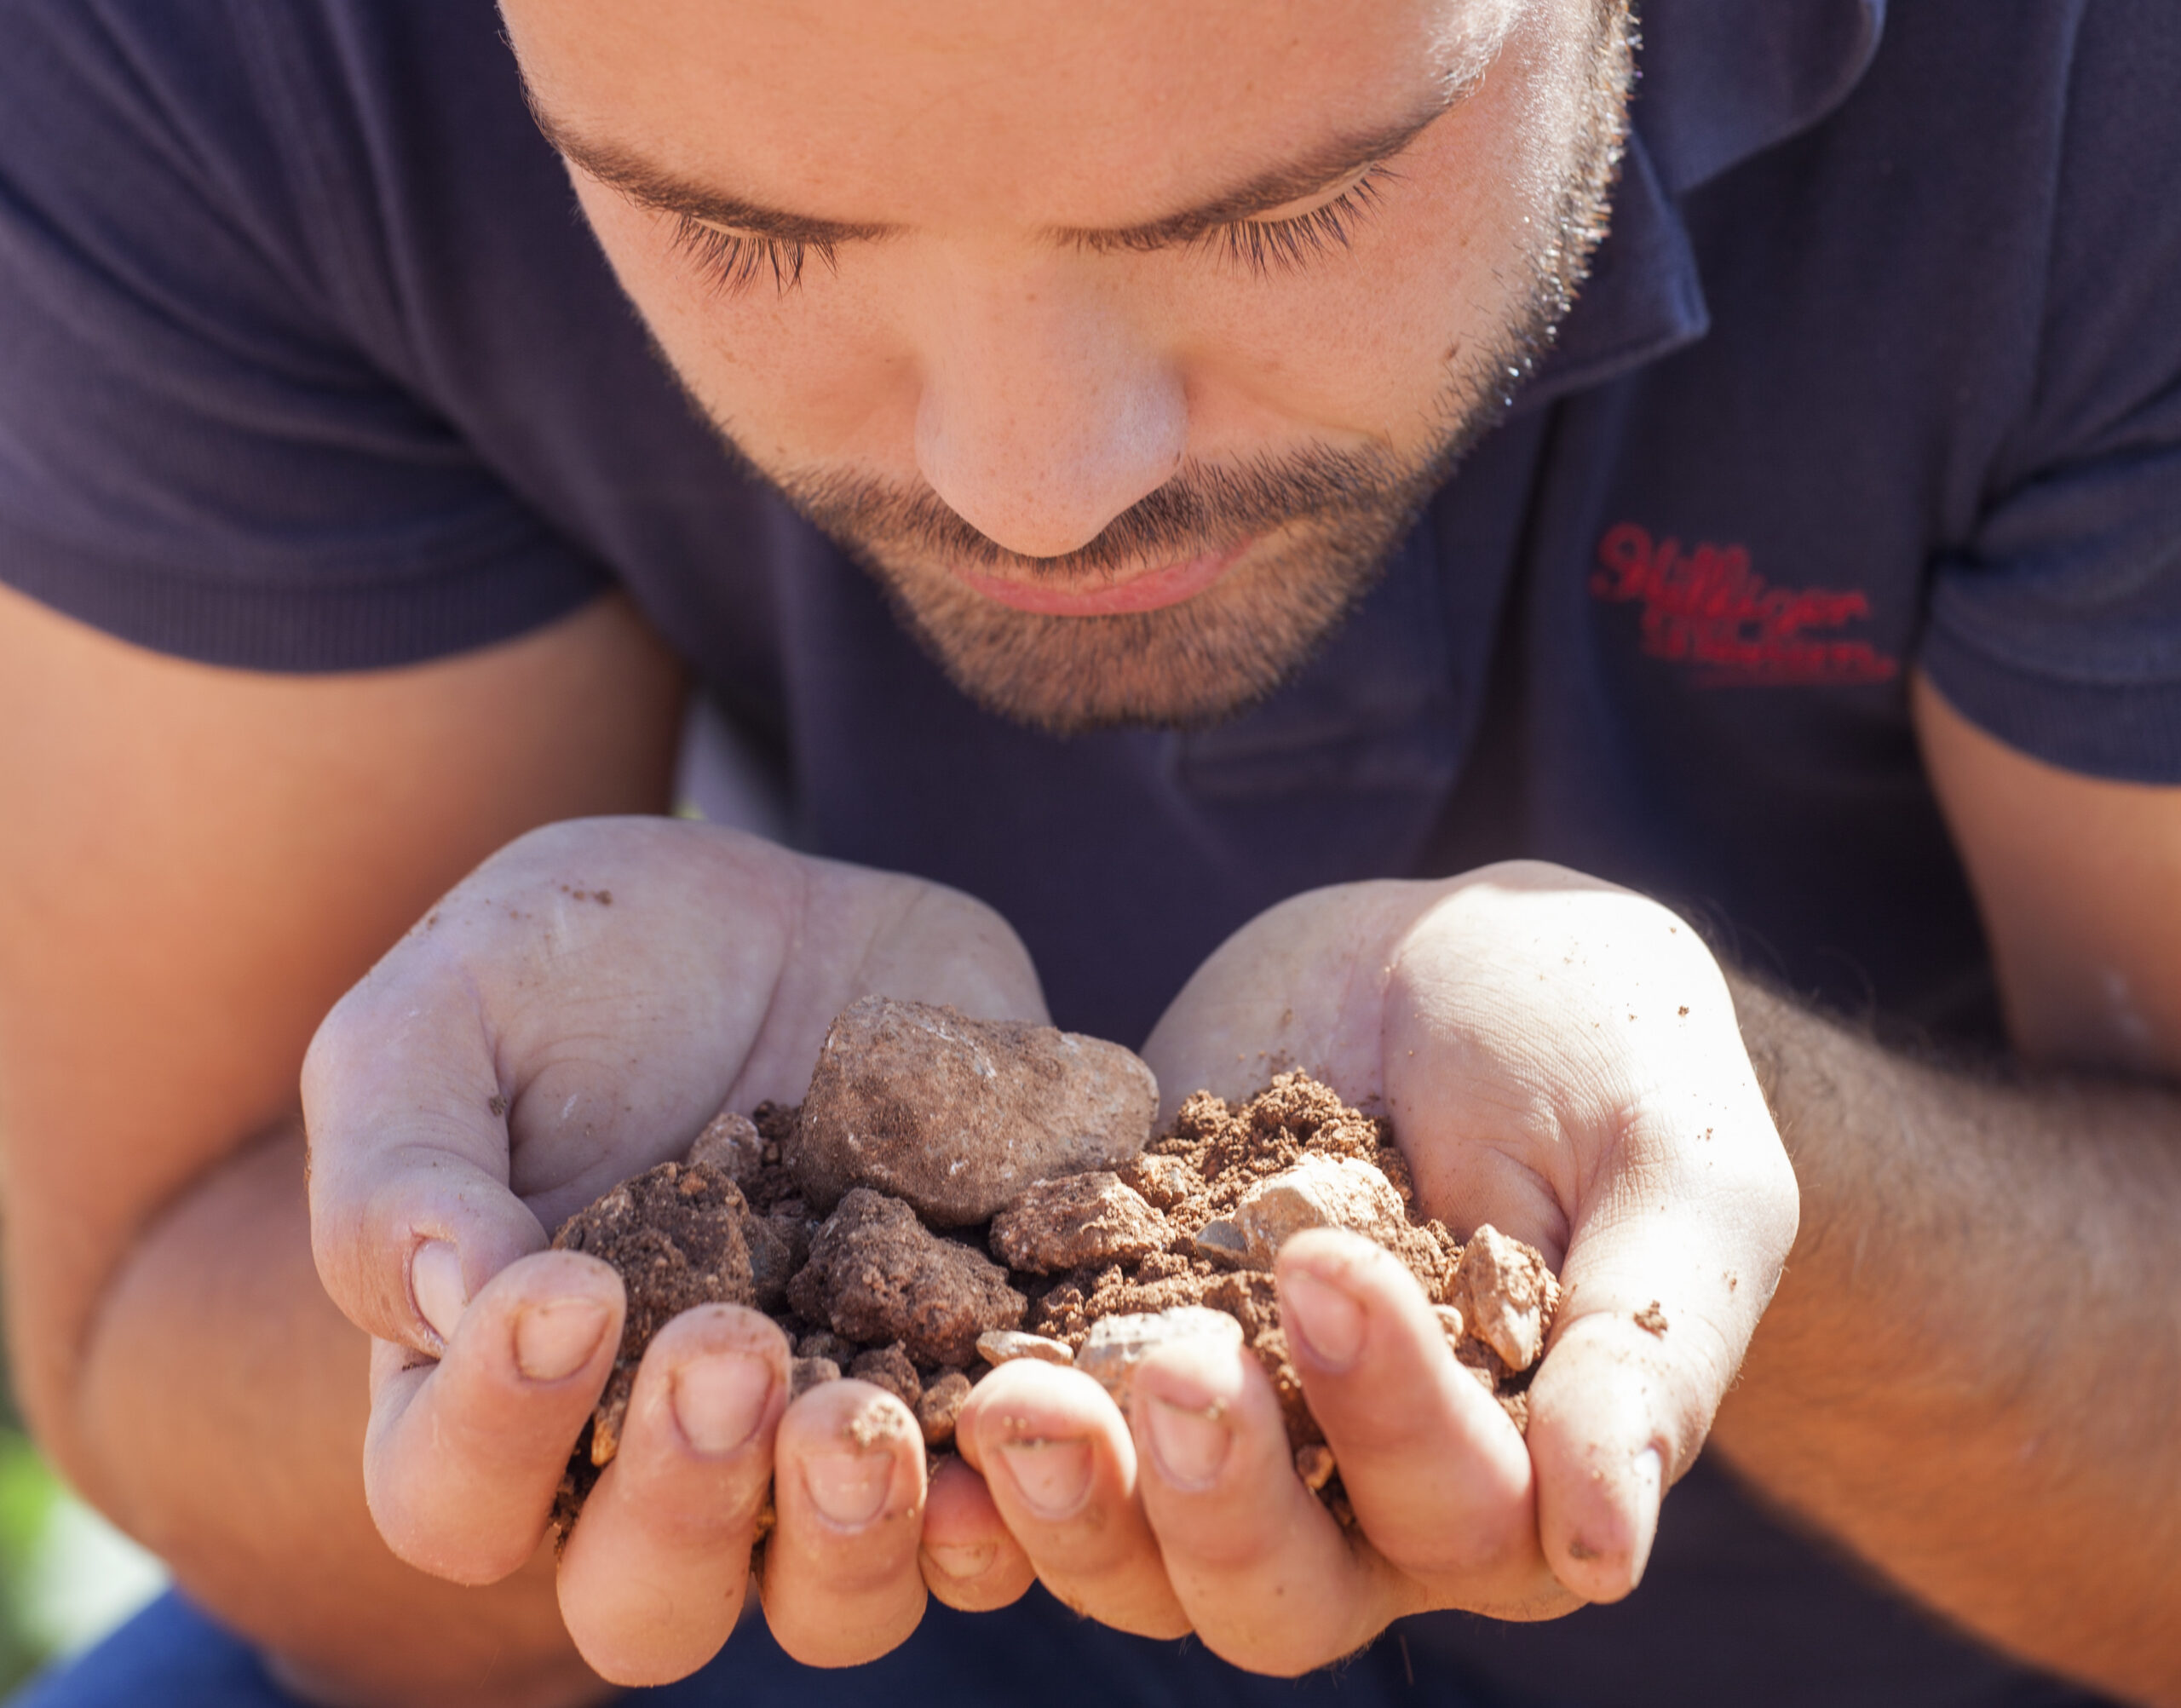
1230,1154,1409,1268
976,1329,1075,1367
1074,1307,1244,1406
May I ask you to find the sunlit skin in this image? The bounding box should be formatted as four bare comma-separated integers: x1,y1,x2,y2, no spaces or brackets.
504,0,1624,728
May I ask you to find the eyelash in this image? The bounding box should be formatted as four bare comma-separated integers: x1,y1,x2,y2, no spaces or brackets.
670,217,836,294
668,162,1397,295
1201,164,1397,277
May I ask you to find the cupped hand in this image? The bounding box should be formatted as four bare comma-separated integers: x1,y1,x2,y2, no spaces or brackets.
302,817,1045,1684
952,861,1798,1674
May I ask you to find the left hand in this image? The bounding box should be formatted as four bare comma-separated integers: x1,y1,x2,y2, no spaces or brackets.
949,861,1798,1673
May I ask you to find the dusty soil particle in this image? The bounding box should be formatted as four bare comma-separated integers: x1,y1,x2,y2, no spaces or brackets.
786,1188,1026,1366
1295,1443,1338,1492
915,1371,973,1447
792,998,1158,1225
1634,1301,1669,1337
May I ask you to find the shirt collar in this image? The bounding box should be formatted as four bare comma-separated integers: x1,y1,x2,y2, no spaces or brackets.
1517,0,1887,408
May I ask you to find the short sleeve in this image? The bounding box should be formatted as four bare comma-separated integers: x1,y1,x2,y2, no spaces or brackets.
1919,0,2181,781
0,0,606,670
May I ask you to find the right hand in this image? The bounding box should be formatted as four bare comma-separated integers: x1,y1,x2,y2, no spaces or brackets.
302,818,1044,1685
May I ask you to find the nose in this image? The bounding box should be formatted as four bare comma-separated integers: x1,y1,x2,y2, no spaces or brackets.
912,262,1188,561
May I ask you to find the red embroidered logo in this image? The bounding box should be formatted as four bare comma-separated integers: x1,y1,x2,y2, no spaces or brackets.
1590,522,1900,687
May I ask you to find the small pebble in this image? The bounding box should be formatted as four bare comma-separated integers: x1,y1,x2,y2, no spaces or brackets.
790,1356,842,1400
1294,1443,1338,1492
916,1371,974,1447
976,1329,1075,1367
1075,1307,1244,1406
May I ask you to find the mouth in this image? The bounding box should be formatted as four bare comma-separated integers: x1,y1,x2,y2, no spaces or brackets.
954,537,1251,617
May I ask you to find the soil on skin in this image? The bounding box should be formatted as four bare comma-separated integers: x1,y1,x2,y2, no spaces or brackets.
545,1022,1560,1538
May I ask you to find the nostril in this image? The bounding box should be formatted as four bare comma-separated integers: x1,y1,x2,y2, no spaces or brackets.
912,316,1187,561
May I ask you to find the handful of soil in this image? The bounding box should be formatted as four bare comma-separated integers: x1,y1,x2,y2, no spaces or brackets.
549,996,1561,1533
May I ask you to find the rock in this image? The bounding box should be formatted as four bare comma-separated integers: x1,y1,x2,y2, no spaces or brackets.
1118,1152,1198,1210
1294,1443,1338,1492
745,1214,796,1312
849,1343,924,1411
1074,1306,1245,1407
790,1355,841,1399
1448,1223,1560,1372
990,1172,1168,1273
551,1158,762,1465
916,1371,974,1447
688,1107,765,1186
791,997,1158,1225
1431,1303,1466,1342
1229,1154,1411,1268
786,1188,1027,1366
1192,1220,1250,1266
797,1329,857,1366
975,1329,1075,1367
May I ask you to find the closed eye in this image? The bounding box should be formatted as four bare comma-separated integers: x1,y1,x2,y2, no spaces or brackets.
669,160,1400,294
670,216,837,295
1203,164,1398,276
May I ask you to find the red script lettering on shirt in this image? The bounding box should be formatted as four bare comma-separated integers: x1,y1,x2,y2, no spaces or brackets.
1590,521,1899,687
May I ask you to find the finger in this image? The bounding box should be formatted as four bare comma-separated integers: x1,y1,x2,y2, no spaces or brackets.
919,1453,1036,1613
305,957,551,1353
1275,1231,1574,1619
364,1249,622,1583
956,1360,1190,1639
1131,1334,1401,1675
1526,1188,1750,1602
758,1378,929,1667
555,1306,790,1686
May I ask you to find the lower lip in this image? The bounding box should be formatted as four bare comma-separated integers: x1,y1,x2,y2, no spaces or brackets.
958,539,1248,616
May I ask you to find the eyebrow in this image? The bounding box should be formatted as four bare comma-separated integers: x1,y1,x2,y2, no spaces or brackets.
526,81,1466,254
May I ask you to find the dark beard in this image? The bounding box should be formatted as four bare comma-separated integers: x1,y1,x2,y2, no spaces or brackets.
757,9,1634,736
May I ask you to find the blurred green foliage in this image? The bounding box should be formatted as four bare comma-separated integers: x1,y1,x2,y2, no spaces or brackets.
0,1427,60,1694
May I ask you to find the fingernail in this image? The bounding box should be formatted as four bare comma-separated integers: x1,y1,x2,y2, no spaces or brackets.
514,1297,610,1383
995,1438,1093,1521
803,1450,893,1527
1282,1267,1366,1371
1628,1447,1663,1587
1143,1396,1233,1492
924,1541,996,1580
411,1239,468,1344
672,1353,773,1456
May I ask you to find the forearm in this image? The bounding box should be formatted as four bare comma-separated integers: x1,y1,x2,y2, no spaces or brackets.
64,1126,602,1708
1712,975,2181,1705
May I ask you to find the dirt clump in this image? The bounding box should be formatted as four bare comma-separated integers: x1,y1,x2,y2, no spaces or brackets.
794,998,1157,1225
546,1008,1561,1536
990,1171,1167,1272
550,1159,764,1469
787,1187,1027,1366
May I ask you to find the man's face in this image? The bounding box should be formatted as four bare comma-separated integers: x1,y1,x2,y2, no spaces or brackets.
503,0,1630,732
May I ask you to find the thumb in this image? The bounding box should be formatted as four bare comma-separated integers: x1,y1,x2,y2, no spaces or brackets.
303,952,545,1353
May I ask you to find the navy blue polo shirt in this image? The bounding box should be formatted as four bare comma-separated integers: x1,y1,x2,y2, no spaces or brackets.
1,2,2172,1704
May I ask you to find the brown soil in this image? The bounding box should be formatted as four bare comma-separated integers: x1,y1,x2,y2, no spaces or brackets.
546,1001,1560,1536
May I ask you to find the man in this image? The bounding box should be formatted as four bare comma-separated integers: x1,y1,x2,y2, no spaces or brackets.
0,0,2175,1705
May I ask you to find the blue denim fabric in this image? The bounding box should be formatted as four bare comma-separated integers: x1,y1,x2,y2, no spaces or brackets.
12,1587,1513,1708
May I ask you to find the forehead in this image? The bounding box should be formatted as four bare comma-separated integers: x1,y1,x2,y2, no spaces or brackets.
502,0,1515,227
